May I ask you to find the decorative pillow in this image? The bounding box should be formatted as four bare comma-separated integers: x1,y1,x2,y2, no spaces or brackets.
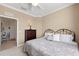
53,34,60,41
44,33,53,39
60,34,73,43
46,35,53,41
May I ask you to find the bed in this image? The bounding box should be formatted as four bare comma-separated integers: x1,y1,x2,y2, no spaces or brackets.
24,29,79,56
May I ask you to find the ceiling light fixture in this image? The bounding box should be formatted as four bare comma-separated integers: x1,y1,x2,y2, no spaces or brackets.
32,3,39,6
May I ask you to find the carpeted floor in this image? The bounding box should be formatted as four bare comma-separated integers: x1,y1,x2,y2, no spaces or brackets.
0,46,27,56
0,40,27,56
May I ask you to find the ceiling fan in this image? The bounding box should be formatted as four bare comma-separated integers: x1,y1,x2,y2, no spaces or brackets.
20,3,42,11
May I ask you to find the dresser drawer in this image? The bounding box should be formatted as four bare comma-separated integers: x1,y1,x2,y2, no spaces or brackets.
25,30,36,42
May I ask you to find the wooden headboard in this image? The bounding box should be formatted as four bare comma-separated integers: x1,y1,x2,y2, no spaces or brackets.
55,29,75,41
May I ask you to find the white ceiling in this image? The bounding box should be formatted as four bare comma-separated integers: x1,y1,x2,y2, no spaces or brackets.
1,3,74,17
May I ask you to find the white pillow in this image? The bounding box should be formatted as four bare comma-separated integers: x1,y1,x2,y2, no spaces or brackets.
60,34,73,43
46,35,53,41
53,34,60,41
44,33,53,38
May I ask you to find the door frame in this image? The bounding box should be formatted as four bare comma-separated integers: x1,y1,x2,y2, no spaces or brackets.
0,15,19,47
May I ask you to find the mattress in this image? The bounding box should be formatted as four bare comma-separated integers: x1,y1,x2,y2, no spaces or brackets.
24,38,79,56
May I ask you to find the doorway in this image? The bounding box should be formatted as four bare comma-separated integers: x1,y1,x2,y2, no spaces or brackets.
0,16,17,51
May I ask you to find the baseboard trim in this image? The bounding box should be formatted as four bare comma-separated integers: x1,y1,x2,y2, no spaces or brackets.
17,43,24,47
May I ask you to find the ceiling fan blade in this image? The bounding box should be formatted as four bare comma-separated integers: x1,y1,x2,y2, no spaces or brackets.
21,3,33,11
36,4,44,10
27,3,32,10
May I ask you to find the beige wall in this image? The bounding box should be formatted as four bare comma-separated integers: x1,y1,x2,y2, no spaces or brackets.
0,5,43,47
42,4,79,42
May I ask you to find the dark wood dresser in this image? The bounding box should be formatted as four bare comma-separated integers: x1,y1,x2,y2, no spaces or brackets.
25,29,36,42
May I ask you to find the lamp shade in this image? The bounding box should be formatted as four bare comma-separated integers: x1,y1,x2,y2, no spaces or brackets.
28,20,32,29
